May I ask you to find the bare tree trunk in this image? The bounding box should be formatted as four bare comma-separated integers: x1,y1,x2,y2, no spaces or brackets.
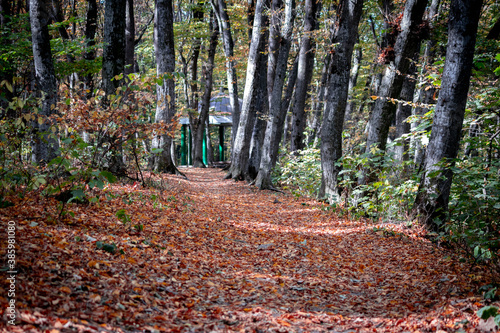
212,0,240,147
193,12,219,168
254,0,295,190
394,59,417,163
267,0,282,100
414,0,483,231
30,0,59,165
360,0,428,185
271,54,298,166
289,0,319,152
308,53,331,146
226,0,268,180
344,47,362,123
83,0,97,99
151,0,179,174
102,0,126,97
248,50,269,179
318,0,364,201
412,0,441,167
125,0,135,76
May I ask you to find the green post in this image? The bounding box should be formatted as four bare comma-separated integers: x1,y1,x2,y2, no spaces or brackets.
202,125,207,165
219,126,224,161
188,126,192,165
181,125,187,165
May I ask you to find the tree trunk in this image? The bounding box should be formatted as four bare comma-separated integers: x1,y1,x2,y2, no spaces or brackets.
254,0,295,190
318,0,364,201
212,0,240,146
84,0,98,99
151,0,178,174
267,0,282,100
248,48,269,179
412,0,441,167
102,0,126,97
289,0,319,152
361,0,428,185
271,54,298,166
344,47,362,123
394,59,417,163
414,0,483,231
308,53,331,146
30,0,59,165
226,0,268,180
193,12,219,168
125,0,135,76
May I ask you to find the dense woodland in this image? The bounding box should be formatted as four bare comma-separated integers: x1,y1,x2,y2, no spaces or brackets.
1,0,500,329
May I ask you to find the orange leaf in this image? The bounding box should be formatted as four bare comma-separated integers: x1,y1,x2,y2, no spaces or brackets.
60,286,71,294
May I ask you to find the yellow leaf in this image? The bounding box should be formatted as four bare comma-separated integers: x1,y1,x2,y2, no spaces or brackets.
38,117,44,125
370,95,378,100
243,308,252,312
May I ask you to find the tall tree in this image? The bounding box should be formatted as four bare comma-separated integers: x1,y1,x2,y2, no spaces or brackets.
30,0,59,164
226,0,268,180
102,0,126,97
83,0,98,99
192,11,219,167
212,0,240,146
254,0,296,190
125,0,135,76
360,0,429,185
318,0,364,201
151,0,178,173
412,0,441,167
414,0,483,231
290,0,320,152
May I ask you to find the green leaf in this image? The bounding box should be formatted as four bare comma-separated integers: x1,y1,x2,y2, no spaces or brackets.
484,287,497,300
477,306,498,320
100,170,117,183
102,243,116,254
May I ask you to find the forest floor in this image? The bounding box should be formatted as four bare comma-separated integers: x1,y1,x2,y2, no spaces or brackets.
0,168,498,332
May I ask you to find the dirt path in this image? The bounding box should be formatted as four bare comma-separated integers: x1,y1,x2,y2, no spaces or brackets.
1,168,495,332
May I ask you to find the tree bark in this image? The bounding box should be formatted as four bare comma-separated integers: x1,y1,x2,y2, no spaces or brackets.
361,0,428,185
414,0,483,231
271,54,298,166
289,0,319,152
318,0,364,201
30,0,59,165
193,12,219,168
344,47,362,123
151,0,178,173
83,0,98,99
254,0,295,190
125,0,135,76
102,0,126,97
412,0,441,167
212,0,240,146
394,63,416,163
267,0,282,100
308,52,331,146
226,0,268,180
248,46,269,179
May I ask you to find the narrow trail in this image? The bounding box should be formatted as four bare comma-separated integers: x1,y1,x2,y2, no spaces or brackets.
1,168,495,332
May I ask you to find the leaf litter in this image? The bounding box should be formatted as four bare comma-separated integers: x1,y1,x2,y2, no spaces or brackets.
0,168,498,332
